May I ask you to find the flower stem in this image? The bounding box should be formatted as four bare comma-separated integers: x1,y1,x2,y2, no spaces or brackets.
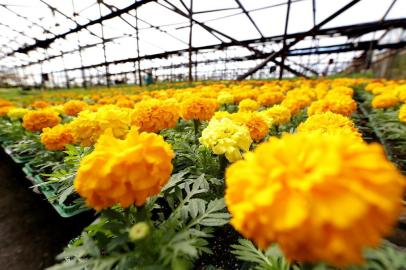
219,154,228,178
193,119,200,144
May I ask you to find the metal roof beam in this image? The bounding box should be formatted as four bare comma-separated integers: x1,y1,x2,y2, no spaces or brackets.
233,0,264,38
2,0,156,57
236,0,363,80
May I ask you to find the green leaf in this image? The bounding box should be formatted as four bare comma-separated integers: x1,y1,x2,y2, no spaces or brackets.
83,234,101,257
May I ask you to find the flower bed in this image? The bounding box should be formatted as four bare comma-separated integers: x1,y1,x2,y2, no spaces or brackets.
0,79,405,270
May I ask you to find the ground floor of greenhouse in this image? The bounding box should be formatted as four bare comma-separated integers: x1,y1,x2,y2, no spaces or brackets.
0,148,94,270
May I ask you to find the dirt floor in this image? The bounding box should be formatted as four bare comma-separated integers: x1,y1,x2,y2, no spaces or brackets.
0,148,94,270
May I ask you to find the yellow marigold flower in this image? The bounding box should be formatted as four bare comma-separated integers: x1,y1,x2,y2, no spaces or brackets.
281,96,310,115
199,118,252,162
30,101,49,109
239,98,260,112
314,83,328,99
7,108,30,120
262,105,291,125
74,128,174,210
372,94,399,109
63,100,88,116
298,111,361,140
225,132,405,266
365,82,384,92
398,104,406,122
70,106,131,146
327,86,354,97
396,85,406,102
307,99,330,116
0,99,12,108
212,111,233,120
22,109,61,132
371,86,390,96
0,106,15,116
181,97,219,121
49,105,64,115
298,111,355,131
217,92,234,105
40,124,74,151
324,94,357,116
69,111,103,146
131,99,180,133
258,92,284,107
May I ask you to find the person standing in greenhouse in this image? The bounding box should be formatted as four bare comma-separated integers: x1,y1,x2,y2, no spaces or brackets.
144,69,154,85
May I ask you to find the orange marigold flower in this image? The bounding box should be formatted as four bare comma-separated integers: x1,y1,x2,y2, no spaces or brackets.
244,115,270,142
22,109,61,132
131,99,180,133
30,101,49,109
258,92,285,107
0,99,13,108
231,112,271,142
226,132,405,266
181,97,219,121
63,100,88,116
74,128,174,210
116,99,135,108
0,106,15,116
40,124,74,151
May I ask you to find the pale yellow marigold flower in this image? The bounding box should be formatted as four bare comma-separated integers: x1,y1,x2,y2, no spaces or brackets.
199,118,252,162
262,105,291,125
217,92,234,105
7,108,30,120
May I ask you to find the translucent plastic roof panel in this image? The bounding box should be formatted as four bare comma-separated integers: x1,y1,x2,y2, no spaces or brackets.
0,0,404,82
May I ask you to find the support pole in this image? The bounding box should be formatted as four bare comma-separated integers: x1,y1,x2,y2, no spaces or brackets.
71,0,87,88
279,0,291,80
188,0,194,82
134,3,142,86
97,0,111,88
61,53,70,88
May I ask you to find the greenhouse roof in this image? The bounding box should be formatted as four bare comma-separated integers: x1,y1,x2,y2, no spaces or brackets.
0,0,405,85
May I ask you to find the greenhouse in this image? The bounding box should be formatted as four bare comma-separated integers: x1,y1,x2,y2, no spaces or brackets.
0,0,406,269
